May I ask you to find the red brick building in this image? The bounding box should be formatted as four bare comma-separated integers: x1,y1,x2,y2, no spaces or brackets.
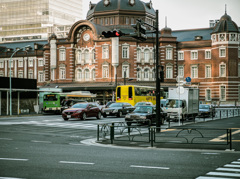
1,0,239,105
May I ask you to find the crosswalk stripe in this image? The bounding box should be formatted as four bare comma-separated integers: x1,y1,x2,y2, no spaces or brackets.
224,164,240,168
216,167,240,172
207,172,240,177
231,161,240,164
196,176,234,179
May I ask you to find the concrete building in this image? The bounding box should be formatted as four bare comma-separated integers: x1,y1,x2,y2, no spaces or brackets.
0,0,83,43
0,0,239,106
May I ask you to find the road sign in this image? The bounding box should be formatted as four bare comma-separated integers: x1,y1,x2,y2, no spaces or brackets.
186,77,191,83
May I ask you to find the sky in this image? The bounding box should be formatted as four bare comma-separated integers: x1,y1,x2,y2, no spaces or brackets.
82,0,240,30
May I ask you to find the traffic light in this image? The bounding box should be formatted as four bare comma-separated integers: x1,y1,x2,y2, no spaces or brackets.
102,30,123,38
131,21,147,41
160,66,164,82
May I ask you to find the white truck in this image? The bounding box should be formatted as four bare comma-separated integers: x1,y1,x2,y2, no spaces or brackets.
162,87,199,121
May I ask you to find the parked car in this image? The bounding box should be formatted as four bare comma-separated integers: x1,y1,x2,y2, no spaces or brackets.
125,105,165,126
198,104,215,117
102,102,135,118
62,102,102,121
134,102,153,107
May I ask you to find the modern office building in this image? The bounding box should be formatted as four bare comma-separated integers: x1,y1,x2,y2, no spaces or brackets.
0,0,83,43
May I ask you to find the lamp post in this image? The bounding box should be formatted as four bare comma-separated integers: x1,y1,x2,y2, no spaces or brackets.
9,45,31,115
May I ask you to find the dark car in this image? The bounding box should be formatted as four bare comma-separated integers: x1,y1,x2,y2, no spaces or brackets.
134,102,153,107
61,99,87,112
198,104,215,117
102,102,135,118
125,105,165,126
62,102,102,121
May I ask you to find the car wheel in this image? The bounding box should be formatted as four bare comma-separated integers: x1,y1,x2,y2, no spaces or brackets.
117,111,122,117
96,112,101,119
64,118,68,121
82,113,87,120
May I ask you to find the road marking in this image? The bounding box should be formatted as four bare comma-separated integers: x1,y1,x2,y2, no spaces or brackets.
224,164,240,168
59,161,94,165
207,171,240,177
31,140,52,144
0,177,26,179
196,176,234,179
231,161,240,164
0,158,28,161
130,165,169,170
216,167,240,172
0,138,13,140
210,129,240,142
201,153,220,155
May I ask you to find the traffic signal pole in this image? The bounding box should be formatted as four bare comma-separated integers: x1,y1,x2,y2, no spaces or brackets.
155,10,161,132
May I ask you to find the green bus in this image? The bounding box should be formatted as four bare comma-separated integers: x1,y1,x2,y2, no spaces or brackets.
42,91,96,114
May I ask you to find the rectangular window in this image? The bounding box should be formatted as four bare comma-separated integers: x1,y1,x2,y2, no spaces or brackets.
117,87,121,100
128,86,133,99
122,46,129,58
122,66,129,78
220,86,226,101
28,59,33,67
178,66,184,77
191,51,198,60
110,17,113,25
18,71,23,78
59,67,66,79
28,71,33,79
0,61,3,68
206,89,211,101
102,66,109,78
59,49,66,61
102,46,109,59
166,48,172,60
205,65,211,78
137,49,141,62
18,60,23,67
219,47,226,57
38,58,44,66
166,66,173,79
178,51,184,60
191,65,198,78
220,64,226,77
105,18,108,25
38,71,44,82
205,50,211,59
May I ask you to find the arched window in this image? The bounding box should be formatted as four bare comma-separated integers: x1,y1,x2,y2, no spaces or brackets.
76,69,82,81
84,69,90,81
84,50,90,64
144,68,149,81
137,68,141,81
92,69,96,80
137,49,141,62
144,49,150,63
76,50,82,64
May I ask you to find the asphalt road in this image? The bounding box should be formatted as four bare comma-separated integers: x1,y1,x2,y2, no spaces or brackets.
0,114,240,179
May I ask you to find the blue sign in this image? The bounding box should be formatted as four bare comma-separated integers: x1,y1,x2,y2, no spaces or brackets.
186,77,191,82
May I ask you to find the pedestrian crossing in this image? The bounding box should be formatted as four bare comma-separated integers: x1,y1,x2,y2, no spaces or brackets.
196,158,240,179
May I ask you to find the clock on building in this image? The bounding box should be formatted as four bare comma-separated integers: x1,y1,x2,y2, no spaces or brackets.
104,0,110,6
83,33,90,41
129,0,135,6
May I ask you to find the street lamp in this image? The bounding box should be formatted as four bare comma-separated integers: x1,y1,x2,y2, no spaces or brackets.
9,45,31,115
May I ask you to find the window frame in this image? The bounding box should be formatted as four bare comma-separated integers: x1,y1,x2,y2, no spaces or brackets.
166,48,173,60
205,65,211,78
59,48,66,61
178,51,184,60
166,66,173,79
102,45,109,59
122,45,129,59
219,63,226,77
191,65,198,78
191,50,198,60
205,50,211,59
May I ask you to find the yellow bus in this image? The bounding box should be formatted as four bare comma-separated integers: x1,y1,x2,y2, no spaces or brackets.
116,85,157,106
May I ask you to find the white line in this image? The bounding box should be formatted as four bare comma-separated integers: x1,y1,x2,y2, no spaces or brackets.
224,164,240,168
201,153,220,155
31,140,52,144
196,176,234,179
130,165,169,170
216,167,240,172
207,172,240,177
231,161,240,164
0,177,26,179
0,158,28,161
0,138,13,140
59,161,94,165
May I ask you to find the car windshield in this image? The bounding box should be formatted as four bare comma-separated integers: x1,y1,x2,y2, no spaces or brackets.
71,103,88,108
109,103,123,107
166,100,182,108
199,105,210,109
134,106,153,113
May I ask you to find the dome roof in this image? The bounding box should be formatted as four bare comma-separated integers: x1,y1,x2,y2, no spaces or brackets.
160,26,172,37
87,0,155,18
212,13,239,33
